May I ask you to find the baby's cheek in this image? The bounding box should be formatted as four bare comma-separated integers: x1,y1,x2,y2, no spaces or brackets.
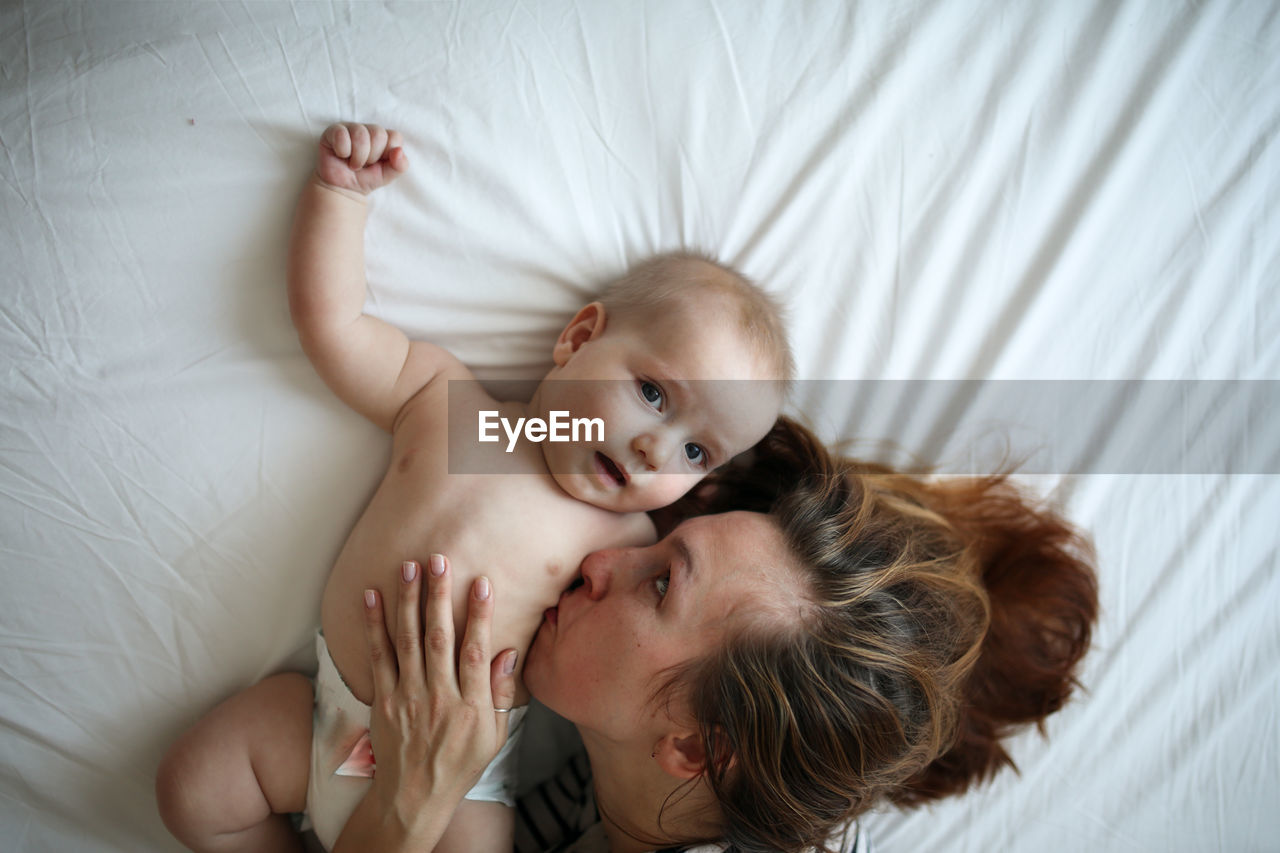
658,473,702,507
595,394,631,434
620,481,672,514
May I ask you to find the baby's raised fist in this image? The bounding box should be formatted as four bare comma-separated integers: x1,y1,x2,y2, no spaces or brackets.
314,122,409,196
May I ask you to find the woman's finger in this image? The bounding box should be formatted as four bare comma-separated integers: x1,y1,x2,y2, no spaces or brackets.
394,560,424,688
491,649,518,737
457,576,496,706
363,588,397,701
422,554,456,693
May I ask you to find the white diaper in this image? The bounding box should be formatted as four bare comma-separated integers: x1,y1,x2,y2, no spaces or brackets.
302,631,527,851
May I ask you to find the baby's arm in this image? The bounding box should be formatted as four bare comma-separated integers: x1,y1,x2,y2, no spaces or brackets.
288,122,460,432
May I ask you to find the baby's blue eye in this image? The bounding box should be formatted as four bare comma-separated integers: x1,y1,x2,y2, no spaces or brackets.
684,443,706,465
655,574,670,598
640,381,663,407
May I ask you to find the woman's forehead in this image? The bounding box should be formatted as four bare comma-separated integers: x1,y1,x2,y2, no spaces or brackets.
671,512,809,623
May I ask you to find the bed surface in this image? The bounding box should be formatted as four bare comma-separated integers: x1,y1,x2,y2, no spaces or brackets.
2,2,1277,850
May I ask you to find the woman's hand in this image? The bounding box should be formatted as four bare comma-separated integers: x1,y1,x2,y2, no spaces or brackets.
332,556,518,851
313,121,408,197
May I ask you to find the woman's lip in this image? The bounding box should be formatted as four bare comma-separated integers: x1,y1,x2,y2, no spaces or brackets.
544,606,558,626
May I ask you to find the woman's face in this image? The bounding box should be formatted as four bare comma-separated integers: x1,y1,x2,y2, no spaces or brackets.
522,511,809,741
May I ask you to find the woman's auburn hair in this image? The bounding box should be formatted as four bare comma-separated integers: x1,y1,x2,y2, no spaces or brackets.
667,417,1099,853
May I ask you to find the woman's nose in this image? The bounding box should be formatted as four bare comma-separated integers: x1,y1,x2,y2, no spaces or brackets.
579,550,614,599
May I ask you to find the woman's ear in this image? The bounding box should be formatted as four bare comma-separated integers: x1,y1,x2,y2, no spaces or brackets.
552,302,608,366
653,732,711,780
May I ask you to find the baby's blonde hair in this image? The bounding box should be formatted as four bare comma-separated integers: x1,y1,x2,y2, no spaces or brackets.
600,251,795,384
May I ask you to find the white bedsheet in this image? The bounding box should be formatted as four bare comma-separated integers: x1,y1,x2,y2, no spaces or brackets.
1,2,1277,850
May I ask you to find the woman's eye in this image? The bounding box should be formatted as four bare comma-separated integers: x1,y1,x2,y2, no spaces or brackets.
640,381,663,408
684,443,706,466
655,574,670,599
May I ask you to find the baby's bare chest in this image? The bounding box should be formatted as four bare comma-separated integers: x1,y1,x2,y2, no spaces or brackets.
320,394,652,697
346,413,604,588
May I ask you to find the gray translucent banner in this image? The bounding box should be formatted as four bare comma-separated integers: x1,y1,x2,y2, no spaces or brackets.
448,380,1279,475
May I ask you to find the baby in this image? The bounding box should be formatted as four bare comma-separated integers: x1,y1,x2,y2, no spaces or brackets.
156,122,790,853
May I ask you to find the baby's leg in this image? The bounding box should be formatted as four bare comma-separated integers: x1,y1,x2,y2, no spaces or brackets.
156,673,312,853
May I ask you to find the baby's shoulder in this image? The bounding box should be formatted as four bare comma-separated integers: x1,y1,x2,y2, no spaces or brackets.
556,506,656,555
613,509,658,546
391,355,491,433
509,505,656,589
511,492,656,550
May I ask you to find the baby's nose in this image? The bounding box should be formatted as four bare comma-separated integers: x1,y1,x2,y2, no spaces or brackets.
633,433,672,470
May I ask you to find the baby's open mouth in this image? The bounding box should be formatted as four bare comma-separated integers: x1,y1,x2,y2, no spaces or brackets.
595,452,627,487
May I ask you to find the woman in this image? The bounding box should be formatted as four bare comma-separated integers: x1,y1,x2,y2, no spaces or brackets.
334,418,1099,853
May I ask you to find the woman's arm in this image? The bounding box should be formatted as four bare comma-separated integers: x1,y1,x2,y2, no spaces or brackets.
332,556,518,853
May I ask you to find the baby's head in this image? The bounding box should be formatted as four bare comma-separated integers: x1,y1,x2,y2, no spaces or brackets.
531,251,792,513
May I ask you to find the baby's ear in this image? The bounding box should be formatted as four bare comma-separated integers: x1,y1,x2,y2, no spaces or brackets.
552,302,608,366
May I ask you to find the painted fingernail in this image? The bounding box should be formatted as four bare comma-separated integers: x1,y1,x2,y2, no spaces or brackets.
402,560,417,583
503,651,517,674
475,577,491,600
428,554,446,576
364,589,376,609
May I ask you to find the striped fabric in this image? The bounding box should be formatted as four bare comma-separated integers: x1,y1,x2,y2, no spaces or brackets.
515,750,602,853
514,751,872,853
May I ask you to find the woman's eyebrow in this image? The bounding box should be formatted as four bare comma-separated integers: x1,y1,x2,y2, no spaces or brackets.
674,536,697,587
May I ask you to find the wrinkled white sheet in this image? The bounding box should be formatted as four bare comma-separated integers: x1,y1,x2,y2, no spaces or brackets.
1,1,1277,850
